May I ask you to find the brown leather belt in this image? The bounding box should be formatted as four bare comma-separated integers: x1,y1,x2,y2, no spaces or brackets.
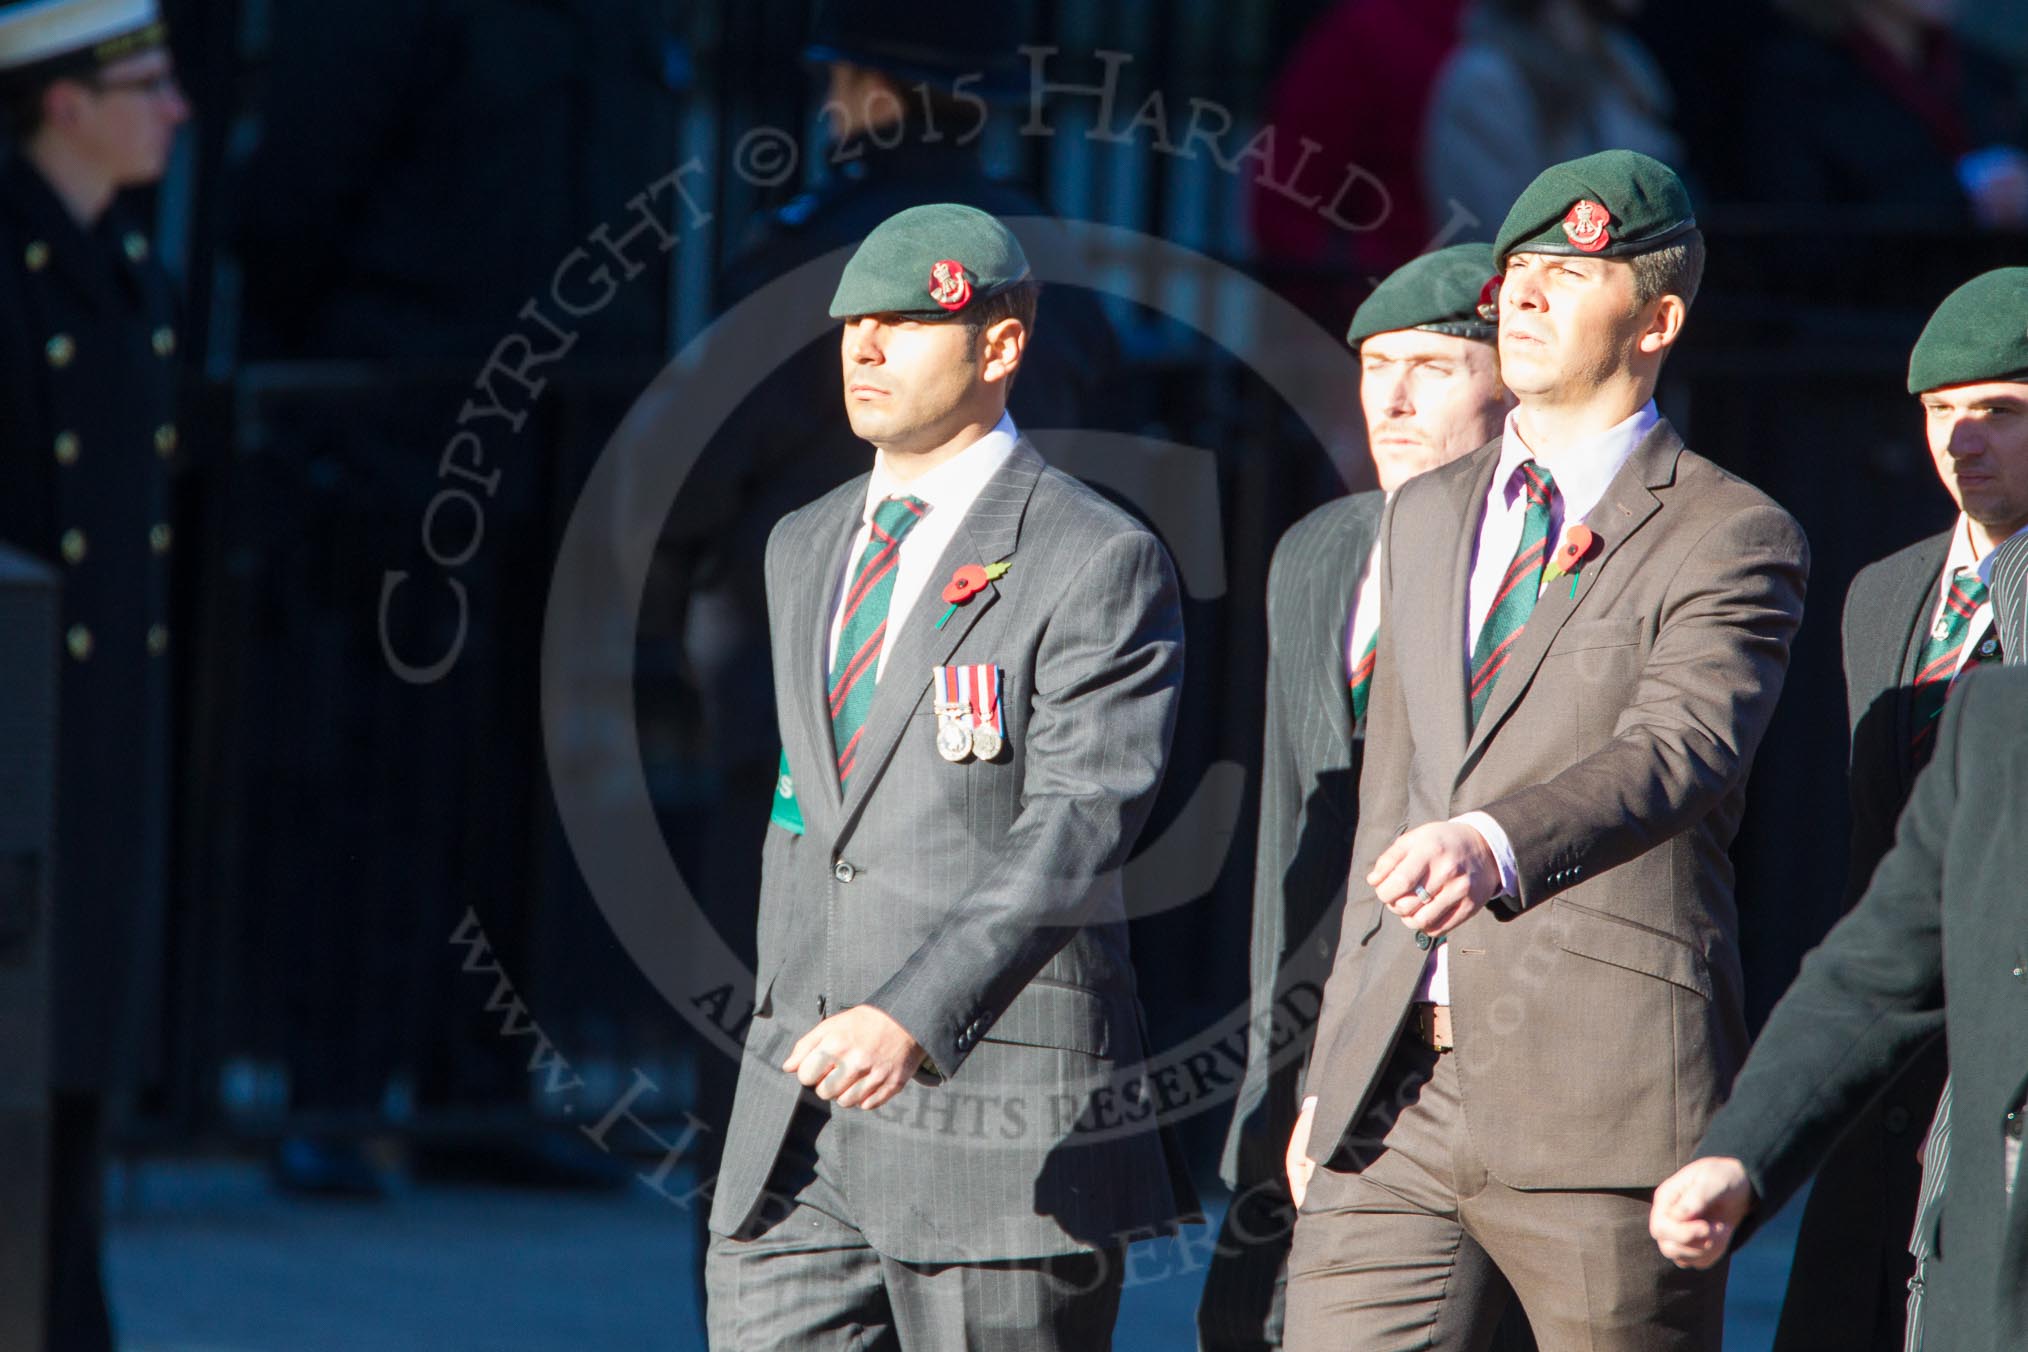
1410,1002,1454,1052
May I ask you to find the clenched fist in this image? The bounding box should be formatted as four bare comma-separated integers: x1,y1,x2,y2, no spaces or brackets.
1649,1156,1754,1269
783,1004,927,1111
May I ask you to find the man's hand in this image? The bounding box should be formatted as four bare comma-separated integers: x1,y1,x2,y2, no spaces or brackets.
1368,820,1501,936
1650,1157,1755,1269
1286,1098,1318,1208
782,1005,927,1111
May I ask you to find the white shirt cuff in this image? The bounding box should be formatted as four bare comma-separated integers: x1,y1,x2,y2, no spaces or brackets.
1301,1095,1318,1113
1452,810,1519,899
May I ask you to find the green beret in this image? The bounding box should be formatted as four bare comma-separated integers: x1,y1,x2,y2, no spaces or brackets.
1493,149,1697,266
1907,267,2028,395
1345,243,1499,350
829,203,1032,321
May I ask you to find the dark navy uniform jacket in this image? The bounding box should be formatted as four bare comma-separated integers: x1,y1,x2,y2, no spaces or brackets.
0,151,177,1092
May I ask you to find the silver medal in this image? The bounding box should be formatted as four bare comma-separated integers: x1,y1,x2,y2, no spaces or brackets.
936,712,974,762
971,727,1003,761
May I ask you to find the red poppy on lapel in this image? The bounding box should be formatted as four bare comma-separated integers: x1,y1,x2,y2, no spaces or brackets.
943,564,990,604
1544,523,1598,584
935,561,1011,629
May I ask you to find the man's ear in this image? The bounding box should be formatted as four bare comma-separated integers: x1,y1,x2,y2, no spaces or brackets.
1636,294,1687,358
39,79,86,131
980,317,1027,386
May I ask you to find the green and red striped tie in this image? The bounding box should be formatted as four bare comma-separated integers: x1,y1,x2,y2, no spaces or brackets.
1909,570,1999,763
829,494,928,786
1349,631,1378,723
1468,460,1558,730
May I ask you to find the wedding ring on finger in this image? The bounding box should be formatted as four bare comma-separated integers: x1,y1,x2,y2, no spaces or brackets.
1414,883,1434,903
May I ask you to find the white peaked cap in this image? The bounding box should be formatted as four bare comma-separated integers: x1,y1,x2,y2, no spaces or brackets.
0,0,163,74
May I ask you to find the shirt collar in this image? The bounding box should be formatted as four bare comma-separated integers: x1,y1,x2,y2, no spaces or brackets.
1497,400,1659,523
1970,517,2028,586
864,412,1019,522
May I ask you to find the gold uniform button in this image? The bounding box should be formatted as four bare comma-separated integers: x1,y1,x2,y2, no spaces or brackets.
123,231,150,263
59,529,87,564
46,334,74,367
154,423,178,456
25,240,49,271
54,431,80,465
66,625,93,661
152,326,176,358
149,523,172,555
147,624,169,656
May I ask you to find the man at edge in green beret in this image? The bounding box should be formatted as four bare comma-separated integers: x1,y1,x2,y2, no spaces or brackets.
1655,267,2028,1352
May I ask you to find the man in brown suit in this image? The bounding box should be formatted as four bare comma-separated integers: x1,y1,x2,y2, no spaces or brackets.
1282,151,1808,1350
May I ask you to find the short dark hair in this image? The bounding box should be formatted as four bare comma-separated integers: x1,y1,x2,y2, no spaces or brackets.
1,78,53,140
962,279,1039,342
1629,231,1706,311
961,278,1038,393
1,52,104,141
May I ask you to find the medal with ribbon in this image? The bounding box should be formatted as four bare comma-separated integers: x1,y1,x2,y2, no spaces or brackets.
934,664,974,762
968,664,1005,760
931,663,1006,762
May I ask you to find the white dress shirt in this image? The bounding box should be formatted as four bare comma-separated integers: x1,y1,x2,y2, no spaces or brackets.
1931,514,2021,677
825,413,1018,679
1422,400,1659,1004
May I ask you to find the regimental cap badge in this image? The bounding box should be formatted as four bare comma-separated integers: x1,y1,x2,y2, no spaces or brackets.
1476,274,1502,322
1561,199,1613,253
928,258,972,312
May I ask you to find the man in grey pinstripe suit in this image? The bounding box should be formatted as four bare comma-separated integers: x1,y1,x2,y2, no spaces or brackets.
704,204,1196,1350
1198,243,1516,1352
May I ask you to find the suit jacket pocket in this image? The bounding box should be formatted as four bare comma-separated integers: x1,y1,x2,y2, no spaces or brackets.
1545,616,1644,655
1553,902,1711,1000
981,979,1115,1057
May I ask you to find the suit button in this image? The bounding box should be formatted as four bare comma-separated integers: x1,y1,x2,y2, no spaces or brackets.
154,424,178,457
833,860,856,884
152,325,176,358
147,624,169,656
24,239,49,271
123,231,150,263
150,523,172,555
1884,1106,1911,1134
53,431,80,465
2014,964,2026,981
65,625,93,661
46,333,74,368
59,529,86,565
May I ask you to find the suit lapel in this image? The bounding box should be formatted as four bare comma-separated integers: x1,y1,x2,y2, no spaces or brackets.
1315,513,1367,748
834,442,1044,837
783,486,866,829
1889,534,1953,793
1458,421,1678,774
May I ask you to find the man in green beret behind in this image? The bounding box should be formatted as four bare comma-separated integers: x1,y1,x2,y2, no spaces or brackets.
1198,242,1527,1352
703,202,1196,1350
1284,150,1809,1349
1767,266,2028,1351
1656,266,2028,1352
